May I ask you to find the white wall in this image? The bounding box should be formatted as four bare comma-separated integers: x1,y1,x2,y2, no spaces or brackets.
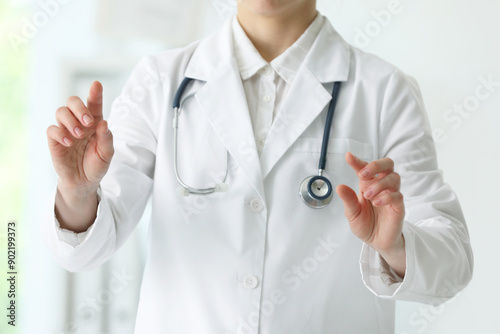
21,0,499,333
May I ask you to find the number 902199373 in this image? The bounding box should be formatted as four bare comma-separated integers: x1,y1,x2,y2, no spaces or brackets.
7,221,16,271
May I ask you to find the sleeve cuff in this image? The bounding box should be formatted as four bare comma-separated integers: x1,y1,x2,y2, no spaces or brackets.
53,185,103,248
359,221,415,298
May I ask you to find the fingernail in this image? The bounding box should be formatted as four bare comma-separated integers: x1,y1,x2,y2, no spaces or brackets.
373,199,382,206
364,189,373,199
74,127,83,137
82,114,93,125
361,169,370,178
63,137,71,146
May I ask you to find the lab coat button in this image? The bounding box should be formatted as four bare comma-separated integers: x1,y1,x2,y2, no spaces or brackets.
243,275,259,289
263,95,271,102
249,198,264,213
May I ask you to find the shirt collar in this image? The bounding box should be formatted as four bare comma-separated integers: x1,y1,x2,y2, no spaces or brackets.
231,17,268,80
185,14,350,84
271,14,324,84
231,13,324,83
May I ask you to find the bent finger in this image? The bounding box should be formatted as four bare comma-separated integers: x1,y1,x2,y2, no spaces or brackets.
359,157,394,180
345,152,368,174
363,172,401,199
47,125,72,147
67,95,94,127
56,106,85,139
372,191,404,213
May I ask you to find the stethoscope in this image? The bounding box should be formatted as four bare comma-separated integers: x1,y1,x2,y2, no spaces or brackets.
172,77,342,209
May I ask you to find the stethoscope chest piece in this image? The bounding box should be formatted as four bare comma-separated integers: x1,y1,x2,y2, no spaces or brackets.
299,175,333,209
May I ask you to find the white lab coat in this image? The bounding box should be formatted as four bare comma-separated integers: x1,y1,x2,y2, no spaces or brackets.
43,15,473,334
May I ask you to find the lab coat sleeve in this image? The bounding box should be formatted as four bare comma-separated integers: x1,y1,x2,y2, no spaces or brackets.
43,56,162,272
359,69,474,305
46,184,111,249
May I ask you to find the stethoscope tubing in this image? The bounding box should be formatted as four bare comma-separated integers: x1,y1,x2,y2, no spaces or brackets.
318,81,341,172
173,78,229,195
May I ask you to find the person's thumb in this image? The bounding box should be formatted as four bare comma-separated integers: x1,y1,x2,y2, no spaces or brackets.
336,184,361,222
95,120,114,164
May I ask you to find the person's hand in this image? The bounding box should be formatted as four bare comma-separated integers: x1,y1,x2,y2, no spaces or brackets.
46,81,114,196
336,152,406,277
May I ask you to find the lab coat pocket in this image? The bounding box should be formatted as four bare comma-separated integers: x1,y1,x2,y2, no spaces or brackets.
291,137,373,191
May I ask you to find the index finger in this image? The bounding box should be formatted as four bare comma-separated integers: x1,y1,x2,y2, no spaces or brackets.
345,152,368,173
359,157,394,180
87,81,103,118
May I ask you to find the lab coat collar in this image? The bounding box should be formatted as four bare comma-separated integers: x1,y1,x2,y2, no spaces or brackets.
304,16,351,83
185,14,351,84
270,13,325,84
184,17,234,81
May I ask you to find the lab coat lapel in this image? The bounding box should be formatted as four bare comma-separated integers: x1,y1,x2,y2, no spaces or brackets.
260,19,352,179
260,68,332,179
185,18,265,200
195,61,265,200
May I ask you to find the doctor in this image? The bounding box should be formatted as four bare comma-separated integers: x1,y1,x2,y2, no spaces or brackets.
45,0,473,333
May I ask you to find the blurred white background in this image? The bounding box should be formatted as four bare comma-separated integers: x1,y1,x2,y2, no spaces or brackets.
0,0,498,333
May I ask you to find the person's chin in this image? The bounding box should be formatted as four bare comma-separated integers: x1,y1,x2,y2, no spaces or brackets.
239,0,292,17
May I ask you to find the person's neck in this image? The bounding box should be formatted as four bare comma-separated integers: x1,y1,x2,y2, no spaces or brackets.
236,6,318,62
